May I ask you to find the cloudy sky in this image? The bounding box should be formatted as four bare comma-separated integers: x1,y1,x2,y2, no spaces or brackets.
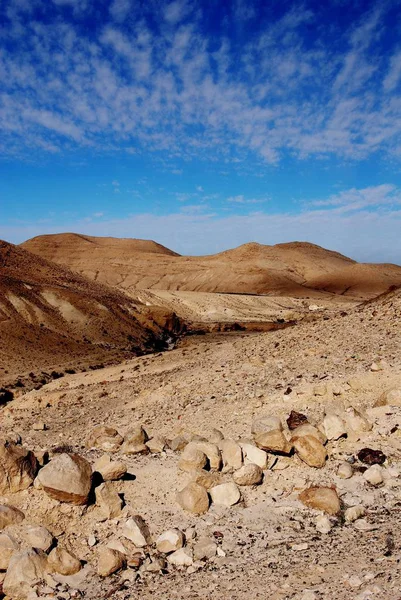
1,0,401,261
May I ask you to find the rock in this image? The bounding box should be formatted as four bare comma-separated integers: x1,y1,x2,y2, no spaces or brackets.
191,442,221,471
48,548,81,576
145,436,167,453
290,423,327,444
167,548,193,567
292,435,327,468
299,486,341,515
363,465,384,486
95,482,123,519
168,436,188,452
34,453,92,505
208,429,224,443
146,557,166,572
3,548,48,600
209,482,240,507
176,482,209,515
34,451,48,467
193,537,217,560
86,426,123,452
287,411,308,430
370,361,385,372
345,408,372,435
97,547,126,577
0,505,25,530
93,455,127,481
315,515,332,534
121,425,148,454
220,439,243,471
233,463,263,486
375,388,401,407
0,441,38,495
254,430,292,455
357,448,386,465
178,444,208,472
344,505,366,522
18,525,53,552
156,529,184,554
0,533,19,570
322,414,347,441
240,443,268,469
251,416,282,435
88,534,97,547
122,516,151,547
337,462,353,479
190,469,221,489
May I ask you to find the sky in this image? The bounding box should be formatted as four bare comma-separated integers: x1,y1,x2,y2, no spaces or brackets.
1,0,401,261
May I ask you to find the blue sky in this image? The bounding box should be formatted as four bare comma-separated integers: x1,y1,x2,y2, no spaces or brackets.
1,0,401,261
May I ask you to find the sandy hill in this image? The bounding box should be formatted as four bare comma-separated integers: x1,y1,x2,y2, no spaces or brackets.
22,234,401,299
0,240,183,391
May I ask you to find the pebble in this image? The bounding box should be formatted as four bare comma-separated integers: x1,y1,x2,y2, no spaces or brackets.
363,465,384,486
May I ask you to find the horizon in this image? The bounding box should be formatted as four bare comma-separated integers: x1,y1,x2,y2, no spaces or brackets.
2,0,401,262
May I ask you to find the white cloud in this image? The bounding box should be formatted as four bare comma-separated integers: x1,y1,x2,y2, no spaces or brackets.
109,0,132,22
164,0,192,24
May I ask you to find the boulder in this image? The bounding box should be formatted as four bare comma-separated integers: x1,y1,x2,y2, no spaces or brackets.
292,435,327,468
121,425,148,454
145,436,167,453
97,547,126,577
122,516,151,547
290,424,327,445
190,469,221,489
3,548,48,600
190,442,221,471
251,416,282,436
255,430,292,455
156,529,184,554
299,486,340,515
95,482,123,519
94,455,127,481
233,463,263,486
220,439,243,471
178,444,207,473
86,426,123,452
34,453,92,505
286,411,308,430
375,387,401,407
321,414,347,441
48,547,81,576
0,505,25,530
240,443,268,469
0,441,38,495
18,525,53,552
176,482,209,515
167,548,193,567
0,532,18,570
209,482,241,507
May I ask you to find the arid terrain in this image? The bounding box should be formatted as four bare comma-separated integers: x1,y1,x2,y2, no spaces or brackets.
0,236,400,600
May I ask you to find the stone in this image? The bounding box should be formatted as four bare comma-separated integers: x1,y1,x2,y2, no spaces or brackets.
240,443,268,469
337,462,353,479
193,537,217,560
345,408,372,435
322,414,347,441
0,532,19,570
32,422,46,431
48,548,81,576
97,547,126,577
94,455,127,481
251,416,282,436
209,482,240,507
357,448,386,465
86,425,123,452
208,429,224,443
0,505,25,530
167,548,193,567
190,469,221,489
233,463,263,486
0,441,38,495
34,451,48,467
290,423,327,444
370,361,385,372
3,548,48,600
299,486,341,515
156,529,184,554
363,465,384,486
220,439,243,471
122,516,151,547
178,444,207,473
292,435,327,468
34,453,92,505
287,411,308,430
375,388,401,407
191,442,221,471
95,482,123,519
145,436,167,453
121,425,148,454
19,525,53,552
315,515,332,534
255,430,292,455
176,482,209,515
344,505,366,522
168,436,188,452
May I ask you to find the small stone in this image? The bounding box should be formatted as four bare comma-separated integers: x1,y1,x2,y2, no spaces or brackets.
97,547,126,577
0,532,19,570
48,548,81,576
169,436,188,452
146,557,166,572
121,425,148,454
240,443,268,469
291,542,308,551
193,537,217,560
337,462,353,479
32,422,47,431
251,416,282,436
209,482,240,507
34,453,92,505
322,414,347,441
292,435,327,468
315,514,332,534
370,361,385,372
233,463,263,486
363,465,384,486
156,529,184,554
176,483,209,515
357,448,386,465
3,548,48,600
345,408,372,435
95,482,123,519
299,486,341,515
178,444,207,472
145,436,167,453
255,430,292,455
86,425,123,452
167,548,193,567
0,505,25,530
344,505,366,522
190,469,221,489
94,455,127,481
88,535,97,547
220,439,243,471
122,516,151,547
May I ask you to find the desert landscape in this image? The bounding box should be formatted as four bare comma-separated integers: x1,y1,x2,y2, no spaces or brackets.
0,234,401,600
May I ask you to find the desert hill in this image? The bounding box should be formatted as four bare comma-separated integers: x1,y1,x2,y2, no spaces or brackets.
0,240,183,391
22,234,401,299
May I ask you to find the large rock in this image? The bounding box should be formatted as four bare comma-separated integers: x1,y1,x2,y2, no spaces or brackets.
156,529,184,554
95,482,123,519
375,388,401,407
209,482,241,507
94,455,127,481
18,525,53,552
0,533,18,570
193,537,217,560
321,414,347,441
345,408,372,436
48,547,81,576
290,424,327,445
176,482,209,515
86,426,123,452
34,453,92,505
255,430,292,455
122,516,151,547
0,505,25,530
240,443,268,469
3,548,48,600
121,425,148,454
167,547,193,567
292,435,327,468
220,439,243,471
251,415,282,435
299,486,341,515
0,441,38,495
233,463,263,486
97,547,126,577
178,444,207,472
191,442,221,471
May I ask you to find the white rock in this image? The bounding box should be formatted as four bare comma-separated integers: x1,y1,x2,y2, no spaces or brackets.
156,529,184,554
240,443,268,469
315,515,332,534
233,463,263,486
322,414,347,440
363,465,384,486
176,482,209,514
167,548,193,567
0,532,19,570
209,482,240,507
193,537,217,560
3,548,48,600
345,505,366,522
19,525,53,553
220,439,243,471
251,415,282,435
337,462,353,479
122,516,151,547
